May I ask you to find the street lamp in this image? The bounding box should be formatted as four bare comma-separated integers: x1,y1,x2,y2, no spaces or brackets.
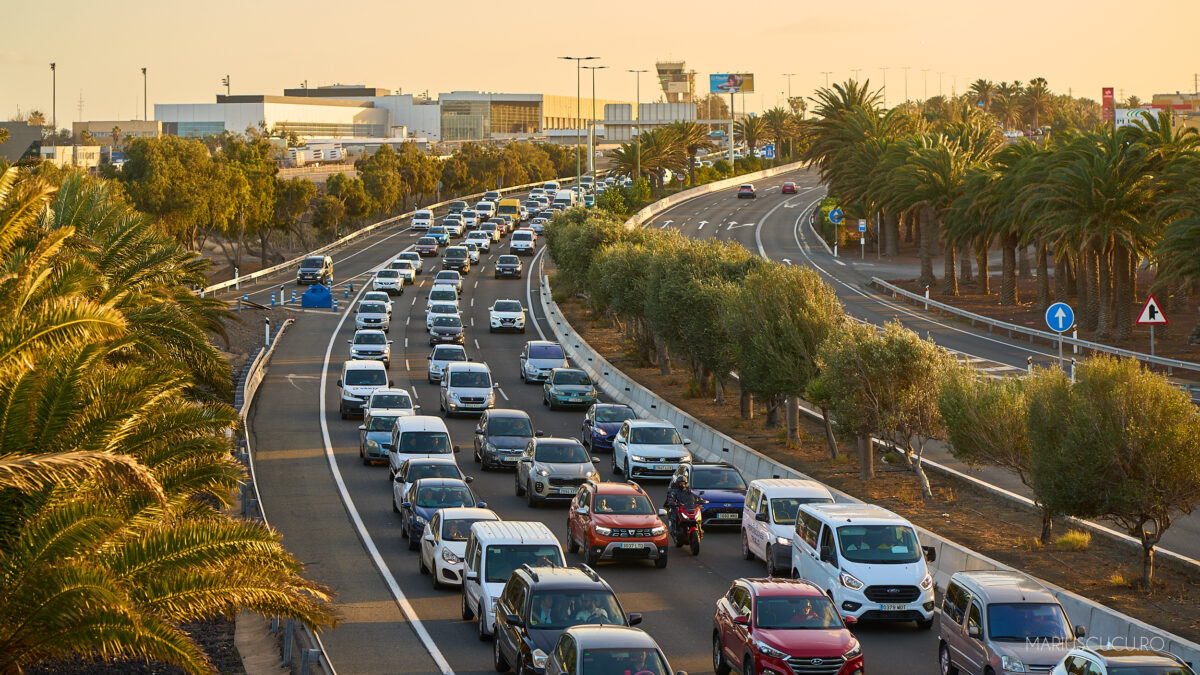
901,66,911,104
938,71,945,97
880,67,888,107
820,71,833,87
921,69,930,101
50,63,56,132
582,64,608,177
559,56,598,192
222,74,230,96
141,67,148,121
782,73,796,100
850,68,863,81
627,68,647,183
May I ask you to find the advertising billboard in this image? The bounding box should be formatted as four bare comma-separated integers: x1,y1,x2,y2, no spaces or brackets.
1102,87,1115,122
710,73,755,94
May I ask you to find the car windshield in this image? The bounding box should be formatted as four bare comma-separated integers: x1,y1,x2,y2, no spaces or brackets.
442,517,488,542
408,464,461,483
430,305,456,315
435,274,459,282
302,257,325,268
535,442,590,463
466,243,478,251
482,223,497,230
359,303,386,314
595,406,636,423
391,260,414,269
344,369,386,386
416,211,432,217
396,431,452,455
986,603,1072,642
629,427,680,445
418,237,436,245
754,595,843,630
377,270,398,278
580,649,668,675
498,256,519,265
433,347,466,362
355,333,386,345
371,393,411,409
593,494,653,515
552,371,591,386
527,591,624,629
691,467,746,491
429,227,445,234
430,291,457,302
484,544,563,583
836,525,922,564
529,344,564,360
400,253,419,261
433,316,462,328
489,416,533,437
445,249,466,258
449,371,490,387
770,497,833,525
414,485,474,508
512,232,532,241
494,301,522,312
463,210,477,217
366,415,398,432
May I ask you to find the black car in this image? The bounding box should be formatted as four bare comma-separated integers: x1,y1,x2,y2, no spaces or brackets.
448,200,468,215
296,255,333,285
442,246,471,274
492,565,640,675
428,315,465,345
473,408,539,470
495,255,524,279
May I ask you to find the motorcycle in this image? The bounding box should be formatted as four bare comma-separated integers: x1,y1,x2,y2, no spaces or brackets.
667,493,706,556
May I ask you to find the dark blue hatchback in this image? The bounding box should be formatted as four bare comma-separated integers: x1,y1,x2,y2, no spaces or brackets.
579,403,636,452
400,477,485,548
669,462,748,527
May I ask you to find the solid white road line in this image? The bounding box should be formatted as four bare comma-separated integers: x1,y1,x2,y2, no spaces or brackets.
497,386,509,402
525,247,549,340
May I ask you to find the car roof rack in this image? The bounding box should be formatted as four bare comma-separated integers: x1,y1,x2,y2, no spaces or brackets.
519,563,539,582
576,564,601,582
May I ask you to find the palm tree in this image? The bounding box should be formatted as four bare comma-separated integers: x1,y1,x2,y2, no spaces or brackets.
1023,79,1054,129
991,94,1021,130
735,116,769,158
761,107,794,162
968,79,996,110
665,120,712,186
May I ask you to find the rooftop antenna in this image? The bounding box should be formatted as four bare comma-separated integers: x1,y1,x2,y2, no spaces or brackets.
76,90,84,122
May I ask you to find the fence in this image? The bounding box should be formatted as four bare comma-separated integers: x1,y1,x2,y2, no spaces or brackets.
232,318,337,675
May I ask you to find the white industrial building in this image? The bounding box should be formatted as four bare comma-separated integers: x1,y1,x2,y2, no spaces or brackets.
156,94,390,139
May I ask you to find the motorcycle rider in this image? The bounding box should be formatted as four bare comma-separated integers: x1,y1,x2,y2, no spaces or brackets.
664,475,703,539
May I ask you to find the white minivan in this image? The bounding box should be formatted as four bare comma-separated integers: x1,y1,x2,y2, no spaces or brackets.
460,521,565,639
387,415,458,478
741,479,834,577
412,209,433,230
792,503,937,628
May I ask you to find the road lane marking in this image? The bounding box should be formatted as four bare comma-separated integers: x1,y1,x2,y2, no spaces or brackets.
497,386,509,402
474,338,481,350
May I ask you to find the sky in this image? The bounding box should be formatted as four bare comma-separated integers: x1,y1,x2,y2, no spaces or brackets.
5,0,1199,127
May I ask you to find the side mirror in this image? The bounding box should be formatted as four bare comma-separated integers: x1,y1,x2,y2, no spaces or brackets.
842,615,857,626
388,340,394,344
477,501,487,508
505,613,524,628
401,502,411,509
453,445,461,453
657,508,668,518
389,380,395,387
733,615,750,627
535,430,544,437
426,356,432,360
394,475,404,483
358,425,367,431
493,383,500,389
1075,625,1087,638
336,379,343,387
591,457,599,463
683,439,692,446
346,339,352,344
820,546,836,564
923,546,937,562
627,612,643,626
755,513,768,522
464,476,475,483
968,625,982,639
382,443,392,451
466,571,478,581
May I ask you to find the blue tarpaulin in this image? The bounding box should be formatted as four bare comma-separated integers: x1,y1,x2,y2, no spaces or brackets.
301,284,333,308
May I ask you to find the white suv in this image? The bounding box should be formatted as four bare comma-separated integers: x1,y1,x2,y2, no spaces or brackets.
439,362,497,416
412,209,433,230
509,230,535,255
611,419,692,479
372,269,404,294
466,230,491,252
488,299,526,333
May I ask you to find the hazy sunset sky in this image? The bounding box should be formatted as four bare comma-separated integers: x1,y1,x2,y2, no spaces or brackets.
6,0,1198,126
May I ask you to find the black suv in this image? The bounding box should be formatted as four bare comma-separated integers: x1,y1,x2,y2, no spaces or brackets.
492,564,641,674
442,246,471,274
474,408,539,470
495,255,524,279
296,255,333,285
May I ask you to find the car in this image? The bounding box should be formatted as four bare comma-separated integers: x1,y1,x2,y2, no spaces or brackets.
489,299,527,333
462,209,479,229
397,251,423,274
392,457,472,515
483,190,502,204
480,222,502,242
516,226,536,242
523,199,542,217
520,340,569,383
781,181,797,194
542,181,560,194
668,462,747,527
442,246,471,274
1050,647,1192,675
737,184,756,198
529,217,549,234
516,437,599,506
354,300,391,332
296,255,333,285
447,200,469,215
399,478,484,549
363,387,417,417
462,521,566,640
388,259,417,284
510,229,536,255
543,625,678,675
580,403,636,453
582,194,595,208
476,202,497,220
425,302,460,331
542,368,598,411
387,416,457,478
487,217,510,236
474,408,538,470
442,216,464,237
464,242,481,263
347,329,392,367
433,271,463,292
361,290,393,313
939,570,1082,675
337,360,391,419
495,254,524,279
439,361,497,416
427,344,468,384
429,315,465,345
493,565,641,675
415,236,439,256
494,214,515,234
427,226,450,245
372,268,404,294
741,479,835,578
611,419,691,479
566,481,669,568
359,409,406,465
713,577,863,675
427,283,460,308
466,230,491,252
417,506,500,589
411,209,433,230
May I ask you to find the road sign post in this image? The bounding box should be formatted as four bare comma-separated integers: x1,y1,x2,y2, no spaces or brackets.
858,220,867,260
1136,294,1168,356
1044,302,1075,368
828,208,843,225
762,143,775,160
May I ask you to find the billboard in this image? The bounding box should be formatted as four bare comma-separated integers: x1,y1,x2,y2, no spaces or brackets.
710,73,755,94
1102,87,1115,122
1115,108,1154,128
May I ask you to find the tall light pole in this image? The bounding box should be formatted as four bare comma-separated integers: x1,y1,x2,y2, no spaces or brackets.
627,69,646,182
141,67,148,121
782,72,796,100
938,71,945,97
820,71,833,87
50,62,56,133
583,64,607,177
921,69,930,101
901,66,911,104
880,67,889,107
850,68,863,82
222,74,231,96
559,56,598,192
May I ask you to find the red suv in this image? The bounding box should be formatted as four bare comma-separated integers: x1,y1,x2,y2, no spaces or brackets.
566,481,669,568
713,578,864,675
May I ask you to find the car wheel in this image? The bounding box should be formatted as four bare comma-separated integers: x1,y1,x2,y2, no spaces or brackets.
743,654,755,675
654,549,668,569
489,326,495,333
384,360,390,370
461,592,474,621
340,411,348,420
428,376,436,384
519,326,526,334
400,513,408,538
741,531,754,560
407,528,419,551
584,546,599,567
566,525,579,554
478,609,490,642
713,633,731,675
766,545,780,577
431,564,443,590
526,481,539,507
392,494,400,513
624,458,631,478
939,643,959,675
611,450,620,475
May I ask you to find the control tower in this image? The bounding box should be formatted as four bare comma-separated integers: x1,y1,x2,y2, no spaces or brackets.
656,60,695,103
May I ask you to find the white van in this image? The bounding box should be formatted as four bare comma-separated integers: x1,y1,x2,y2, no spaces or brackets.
741,479,834,577
475,202,496,220
461,521,565,639
387,415,458,478
440,361,497,416
337,360,392,419
792,503,936,628
412,209,433,230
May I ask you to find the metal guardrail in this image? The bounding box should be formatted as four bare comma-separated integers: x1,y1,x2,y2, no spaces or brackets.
870,276,1200,376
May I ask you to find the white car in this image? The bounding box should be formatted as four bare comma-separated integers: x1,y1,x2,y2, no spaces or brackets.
389,259,417,284
611,419,692,479
475,202,496,220
373,269,404,294
466,230,491,252
425,302,461,330
509,230,535,255
426,283,459,310
347,329,391,368
488,299,526,333
442,217,464,237
418,507,500,588
364,387,418,417
461,210,479,229
427,343,468,384
354,300,390,332
412,209,433,230
740,479,834,577
361,291,393,314
464,242,480,263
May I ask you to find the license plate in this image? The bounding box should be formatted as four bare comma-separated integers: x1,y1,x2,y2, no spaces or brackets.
569,398,582,403
619,543,643,549
502,456,518,463
716,513,739,519
654,464,674,471
879,603,908,611
557,487,578,494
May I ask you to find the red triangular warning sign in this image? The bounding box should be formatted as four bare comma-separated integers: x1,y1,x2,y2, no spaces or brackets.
1136,295,1168,325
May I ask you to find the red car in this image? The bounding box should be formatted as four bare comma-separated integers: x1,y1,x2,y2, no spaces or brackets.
781,182,797,194
414,236,439,256
714,578,864,675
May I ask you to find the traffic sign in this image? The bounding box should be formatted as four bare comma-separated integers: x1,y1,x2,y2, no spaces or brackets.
1136,295,1168,325
858,219,867,232
762,143,775,159
828,208,844,225
1045,302,1074,333
676,173,686,182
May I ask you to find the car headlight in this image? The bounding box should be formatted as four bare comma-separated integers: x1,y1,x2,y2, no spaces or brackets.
651,525,666,536
754,640,789,660
629,454,649,463
366,439,381,452
536,468,550,477
775,536,790,547
594,428,608,437
594,525,612,536
840,571,865,590
430,364,442,373
531,649,549,669
843,640,861,659
414,515,428,526
441,547,462,564
1001,655,1026,673
920,573,934,590
483,441,497,454
449,392,461,402
342,393,362,402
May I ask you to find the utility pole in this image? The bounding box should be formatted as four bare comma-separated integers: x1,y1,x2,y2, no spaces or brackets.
141,67,148,121
222,74,231,96
49,62,56,133
901,66,911,104
921,69,930,101
627,69,646,182
937,71,945,97
559,56,598,193
820,71,833,87
880,67,889,107
850,68,863,81
583,65,607,177
782,72,796,100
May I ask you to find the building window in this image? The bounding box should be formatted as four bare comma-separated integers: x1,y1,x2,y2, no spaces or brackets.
490,101,540,135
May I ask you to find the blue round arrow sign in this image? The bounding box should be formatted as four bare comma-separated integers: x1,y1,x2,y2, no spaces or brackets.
1044,302,1074,333
828,208,844,224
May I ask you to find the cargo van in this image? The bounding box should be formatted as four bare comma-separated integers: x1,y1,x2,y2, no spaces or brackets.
461,521,565,638
552,189,576,208
497,198,523,224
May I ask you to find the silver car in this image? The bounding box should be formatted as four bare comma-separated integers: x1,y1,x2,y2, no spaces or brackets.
519,340,569,384
515,437,598,506
354,300,390,332
347,329,391,368
426,344,468,384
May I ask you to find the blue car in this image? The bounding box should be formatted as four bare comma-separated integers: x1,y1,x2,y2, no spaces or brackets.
400,477,485,549
427,226,450,245
580,403,636,453
668,462,748,527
